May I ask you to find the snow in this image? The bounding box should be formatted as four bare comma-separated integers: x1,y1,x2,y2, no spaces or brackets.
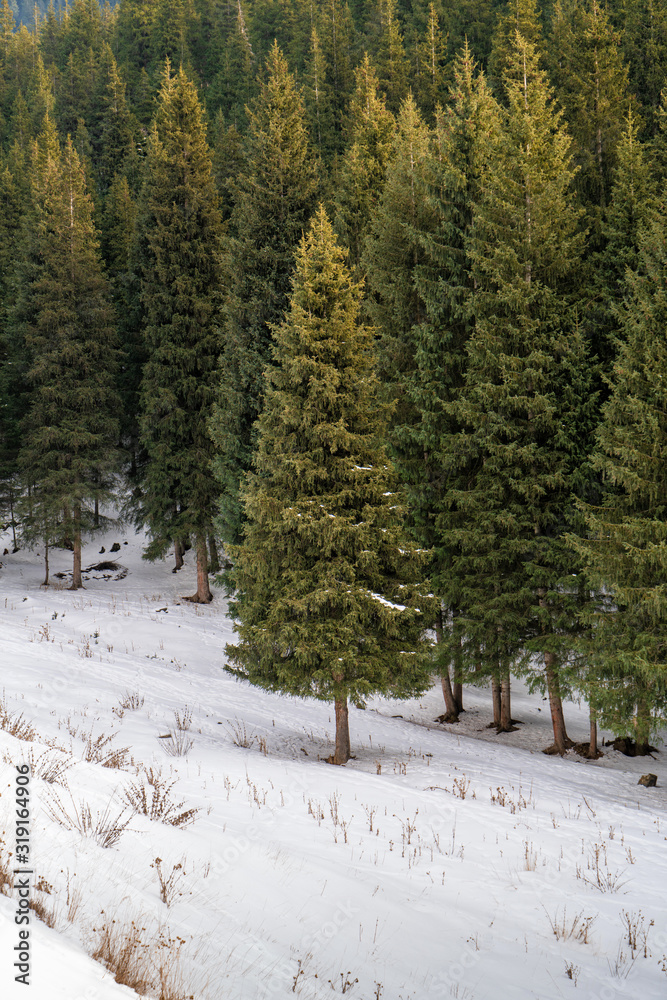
369,593,408,611
0,524,666,1000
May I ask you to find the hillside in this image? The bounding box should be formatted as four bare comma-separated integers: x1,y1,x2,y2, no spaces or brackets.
1,525,666,1000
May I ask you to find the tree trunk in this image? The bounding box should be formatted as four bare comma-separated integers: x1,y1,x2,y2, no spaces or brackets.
208,534,220,575
70,507,83,589
329,695,351,765
43,538,49,587
491,675,502,727
543,652,573,754
10,493,17,551
498,665,514,732
439,672,459,722
94,496,99,528
452,607,464,714
185,534,212,602
435,607,458,722
173,538,184,572
586,704,601,759
635,696,651,755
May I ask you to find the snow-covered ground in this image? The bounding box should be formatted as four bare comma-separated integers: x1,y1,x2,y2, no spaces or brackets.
0,524,666,1000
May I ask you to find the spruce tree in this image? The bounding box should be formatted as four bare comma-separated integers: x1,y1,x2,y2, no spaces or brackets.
335,53,395,272
13,120,120,588
138,65,224,601
368,0,409,113
225,207,432,764
211,42,319,552
570,208,667,751
488,0,545,99
414,3,447,118
593,108,657,370
446,34,594,750
548,0,629,231
408,46,503,724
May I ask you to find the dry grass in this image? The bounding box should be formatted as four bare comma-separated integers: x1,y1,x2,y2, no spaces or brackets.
92,914,198,998
123,767,198,828
119,691,145,711
45,791,132,848
29,894,59,928
0,692,37,741
544,906,596,944
225,719,255,748
173,706,192,732
151,857,188,907
159,730,194,757
20,747,73,785
0,847,13,896
80,728,132,770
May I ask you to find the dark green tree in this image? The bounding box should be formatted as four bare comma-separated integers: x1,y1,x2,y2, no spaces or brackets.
593,107,656,370
488,0,545,99
407,46,503,724
549,0,630,230
211,42,319,552
13,120,120,587
570,208,667,751
225,207,433,764
446,35,594,750
138,65,224,601
335,53,395,271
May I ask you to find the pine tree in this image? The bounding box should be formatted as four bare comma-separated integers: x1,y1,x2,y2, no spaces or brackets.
488,0,545,99
593,108,657,370
616,0,667,133
304,26,337,163
225,207,433,764
570,208,667,751
549,0,629,230
407,45,503,723
13,120,120,588
138,65,224,601
99,172,142,470
368,0,409,113
316,0,356,150
446,34,594,751
414,2,447,118
0,159,25,537
211,42,319,552
335,53,395,271
364,92,433,416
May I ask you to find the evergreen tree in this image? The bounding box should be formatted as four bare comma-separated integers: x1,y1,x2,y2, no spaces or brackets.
368,0,409,113
549,0,629,230
414,2,447,118
138,65,224,601
446,34,594,750
593,108,657,370
570,208,667,751
13,120,120,587
408,46,503,724
488,0,545,99
304,26,336,163
211,42,319,552
616,0,667,133
335,53,395,271
99,171,142,470
225,207,433,764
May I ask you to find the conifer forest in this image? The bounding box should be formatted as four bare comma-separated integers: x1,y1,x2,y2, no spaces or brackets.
1,0,667,765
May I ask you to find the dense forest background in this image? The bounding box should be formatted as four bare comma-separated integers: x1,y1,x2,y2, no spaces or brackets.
1,0,666,761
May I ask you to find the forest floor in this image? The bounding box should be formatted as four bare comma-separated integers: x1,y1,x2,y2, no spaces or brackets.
0,522,666,1000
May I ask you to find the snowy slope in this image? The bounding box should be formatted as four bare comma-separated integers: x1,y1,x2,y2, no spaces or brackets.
0,525,666,1000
